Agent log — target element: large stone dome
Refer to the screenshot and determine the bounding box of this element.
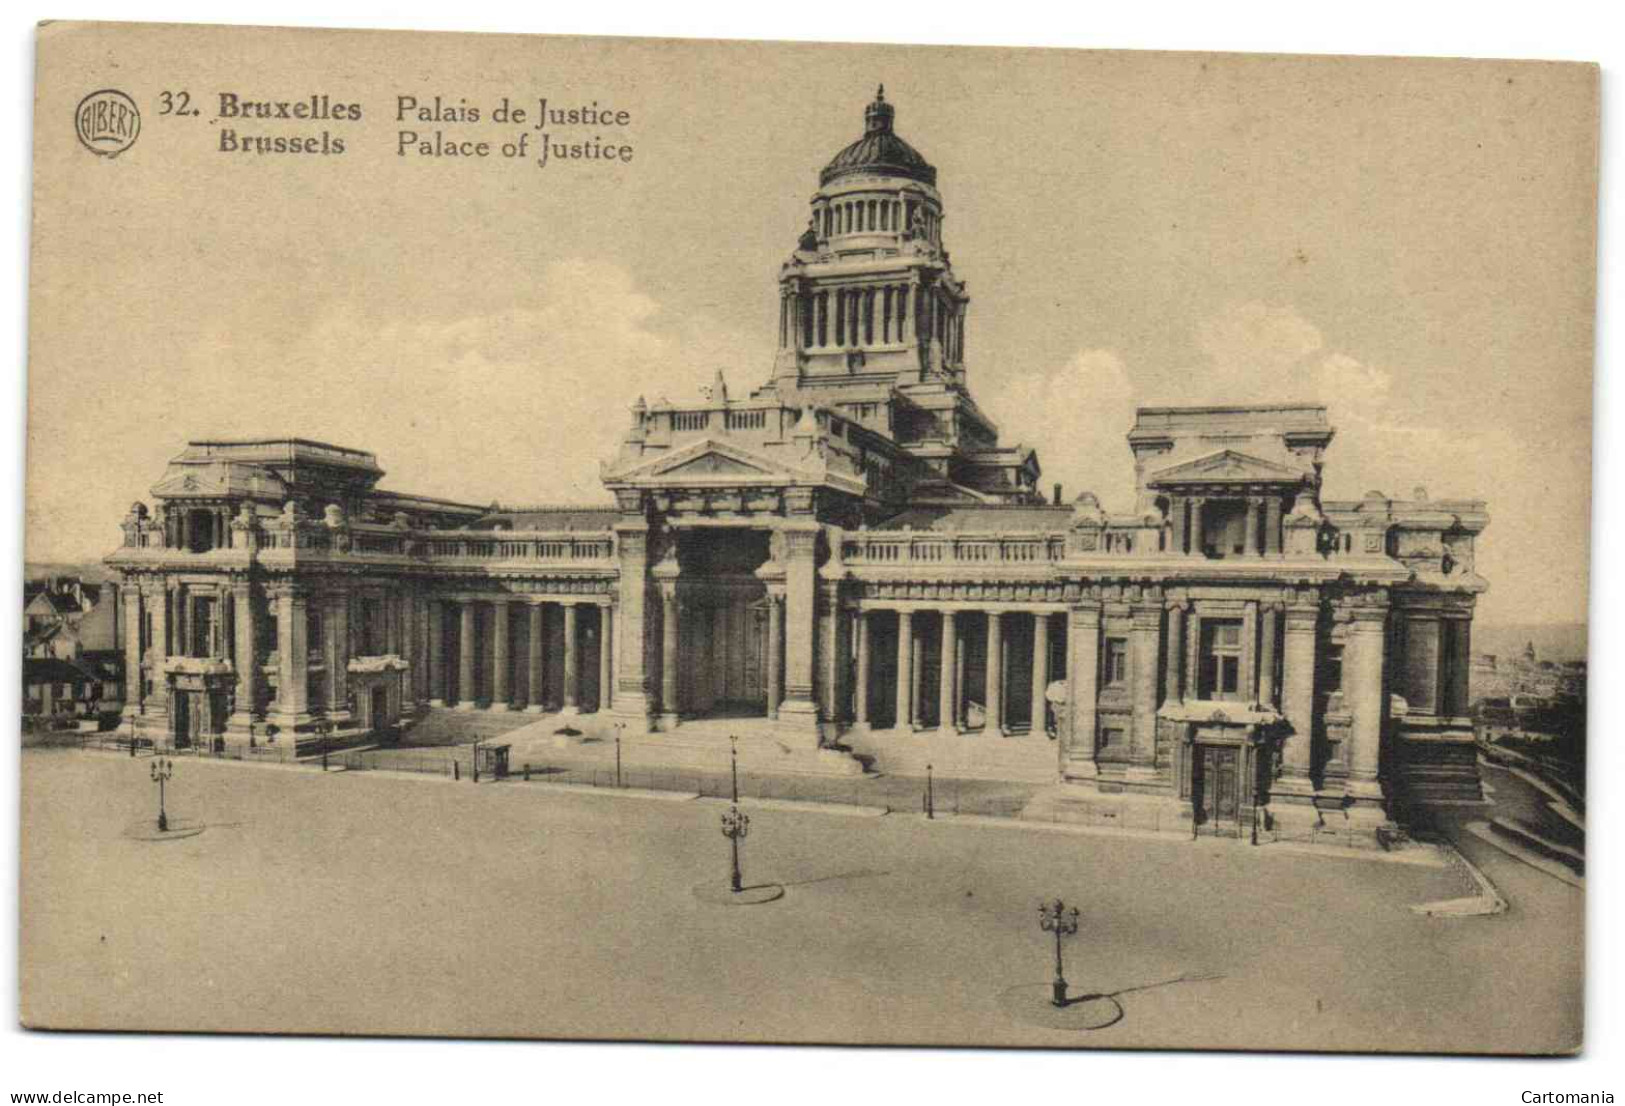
[819,86,937,187]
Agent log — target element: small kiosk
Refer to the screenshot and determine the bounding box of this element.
[474,741,512,781]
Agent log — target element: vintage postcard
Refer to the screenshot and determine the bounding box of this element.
[21,21,1596,1053]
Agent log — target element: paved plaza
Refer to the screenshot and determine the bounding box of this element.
[20,748,1581,1052]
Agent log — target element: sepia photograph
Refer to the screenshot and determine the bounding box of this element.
[7,5,1613,1102]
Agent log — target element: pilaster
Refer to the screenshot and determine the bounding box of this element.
[611,521,655,724]
[1064,601,1101,780]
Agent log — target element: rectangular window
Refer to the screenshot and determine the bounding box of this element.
[1104,638,1129,687]
[1199,619,1244,701]
[307,606,324,653]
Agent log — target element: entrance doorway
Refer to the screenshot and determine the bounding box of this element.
[674,528,774,719]
[371,686,389,733]
[172,690,192,748]
[1194,744,1241,835]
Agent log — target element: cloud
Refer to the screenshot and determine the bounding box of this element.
[27,258,755,560]
[1195,300,1326,381]
[991,301,1588,623]
[985,348,1139,505]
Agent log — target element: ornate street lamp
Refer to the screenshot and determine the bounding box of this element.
[613,721,625,789]
[925,763,935,819]
[729,734,740,803]
[150,756,174,833]
[720,804,751,893]
[1038,898,1081,1007]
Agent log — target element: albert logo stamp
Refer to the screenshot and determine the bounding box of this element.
[74,89,140,157]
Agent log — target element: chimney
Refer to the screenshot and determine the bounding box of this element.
[1052,483,1063,506]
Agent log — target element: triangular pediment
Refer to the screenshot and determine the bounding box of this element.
[152,469,231,496]
[1148,449,1306,486]
[661,452,772,478]
[610,438,800,486]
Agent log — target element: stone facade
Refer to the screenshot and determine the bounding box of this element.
[104,89,1489,836]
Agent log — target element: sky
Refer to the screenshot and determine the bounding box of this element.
[26,28,1598,626]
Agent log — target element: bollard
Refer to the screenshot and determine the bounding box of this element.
[453,760,460,781]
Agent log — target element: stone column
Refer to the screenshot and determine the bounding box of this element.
[1163,602,1185,704]
[1449,615,1472,718]
[1265,496,1283,555]
[399,593,416,707]
[148,584,168,717]
[819,583,845,726]
[1030,612,1050,737]
[1346,605,1389,801]
[911,618,926,729]
[1245,497,1261,555]
[1280,600,1319,784]
[985,611,1004,734]
[1258,603,1279,708]
[385,591,402,656]
[939,610,958,732]
[612,521,654,723]
[456,601,477,710]
[122,586,144,719]
[273,585,311,727]
[493,599,512,709]
[1189,498,1205,556]
[1185,609,1203,697]
[1065,603,1101,778]
[776,523,821,743]
[561,603,581,714]
[1242,600,1259,702]
[598,602,614,713]
[227,583,258,731]
[327,593,351,725]
[171,582,187,658]
[766,591,783,719]
[854,611,871,725]
[427,601,445,705]
[1171,498,1189,555]
[525,603,547,712]
[895,610,913,730]
[1130,605,1161,768]
[659,587,680,728]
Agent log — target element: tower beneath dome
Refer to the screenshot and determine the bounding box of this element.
[754,86,1043,510]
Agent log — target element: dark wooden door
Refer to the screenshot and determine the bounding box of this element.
[1197,745,1239,832]
[172,691,190,747]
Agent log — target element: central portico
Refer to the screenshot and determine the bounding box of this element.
[601,402,867,754]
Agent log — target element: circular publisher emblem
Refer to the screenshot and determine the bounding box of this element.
[74,89,141,157]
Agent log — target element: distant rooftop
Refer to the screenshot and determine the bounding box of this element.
[174,438,382,471]
[1130,404,1331,438]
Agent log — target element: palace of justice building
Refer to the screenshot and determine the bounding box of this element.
[106,89,1490,840]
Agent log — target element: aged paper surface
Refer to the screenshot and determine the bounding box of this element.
[23,21,1596,1052]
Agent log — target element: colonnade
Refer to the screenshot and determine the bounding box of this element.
[428,596,613,714]
[1167,493,1287,557]
[850,607,1059,737]
[778,282,965,363]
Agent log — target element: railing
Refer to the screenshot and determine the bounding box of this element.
[842,534,1065,566]
[419,533,614,563]
[188,439,379,466]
